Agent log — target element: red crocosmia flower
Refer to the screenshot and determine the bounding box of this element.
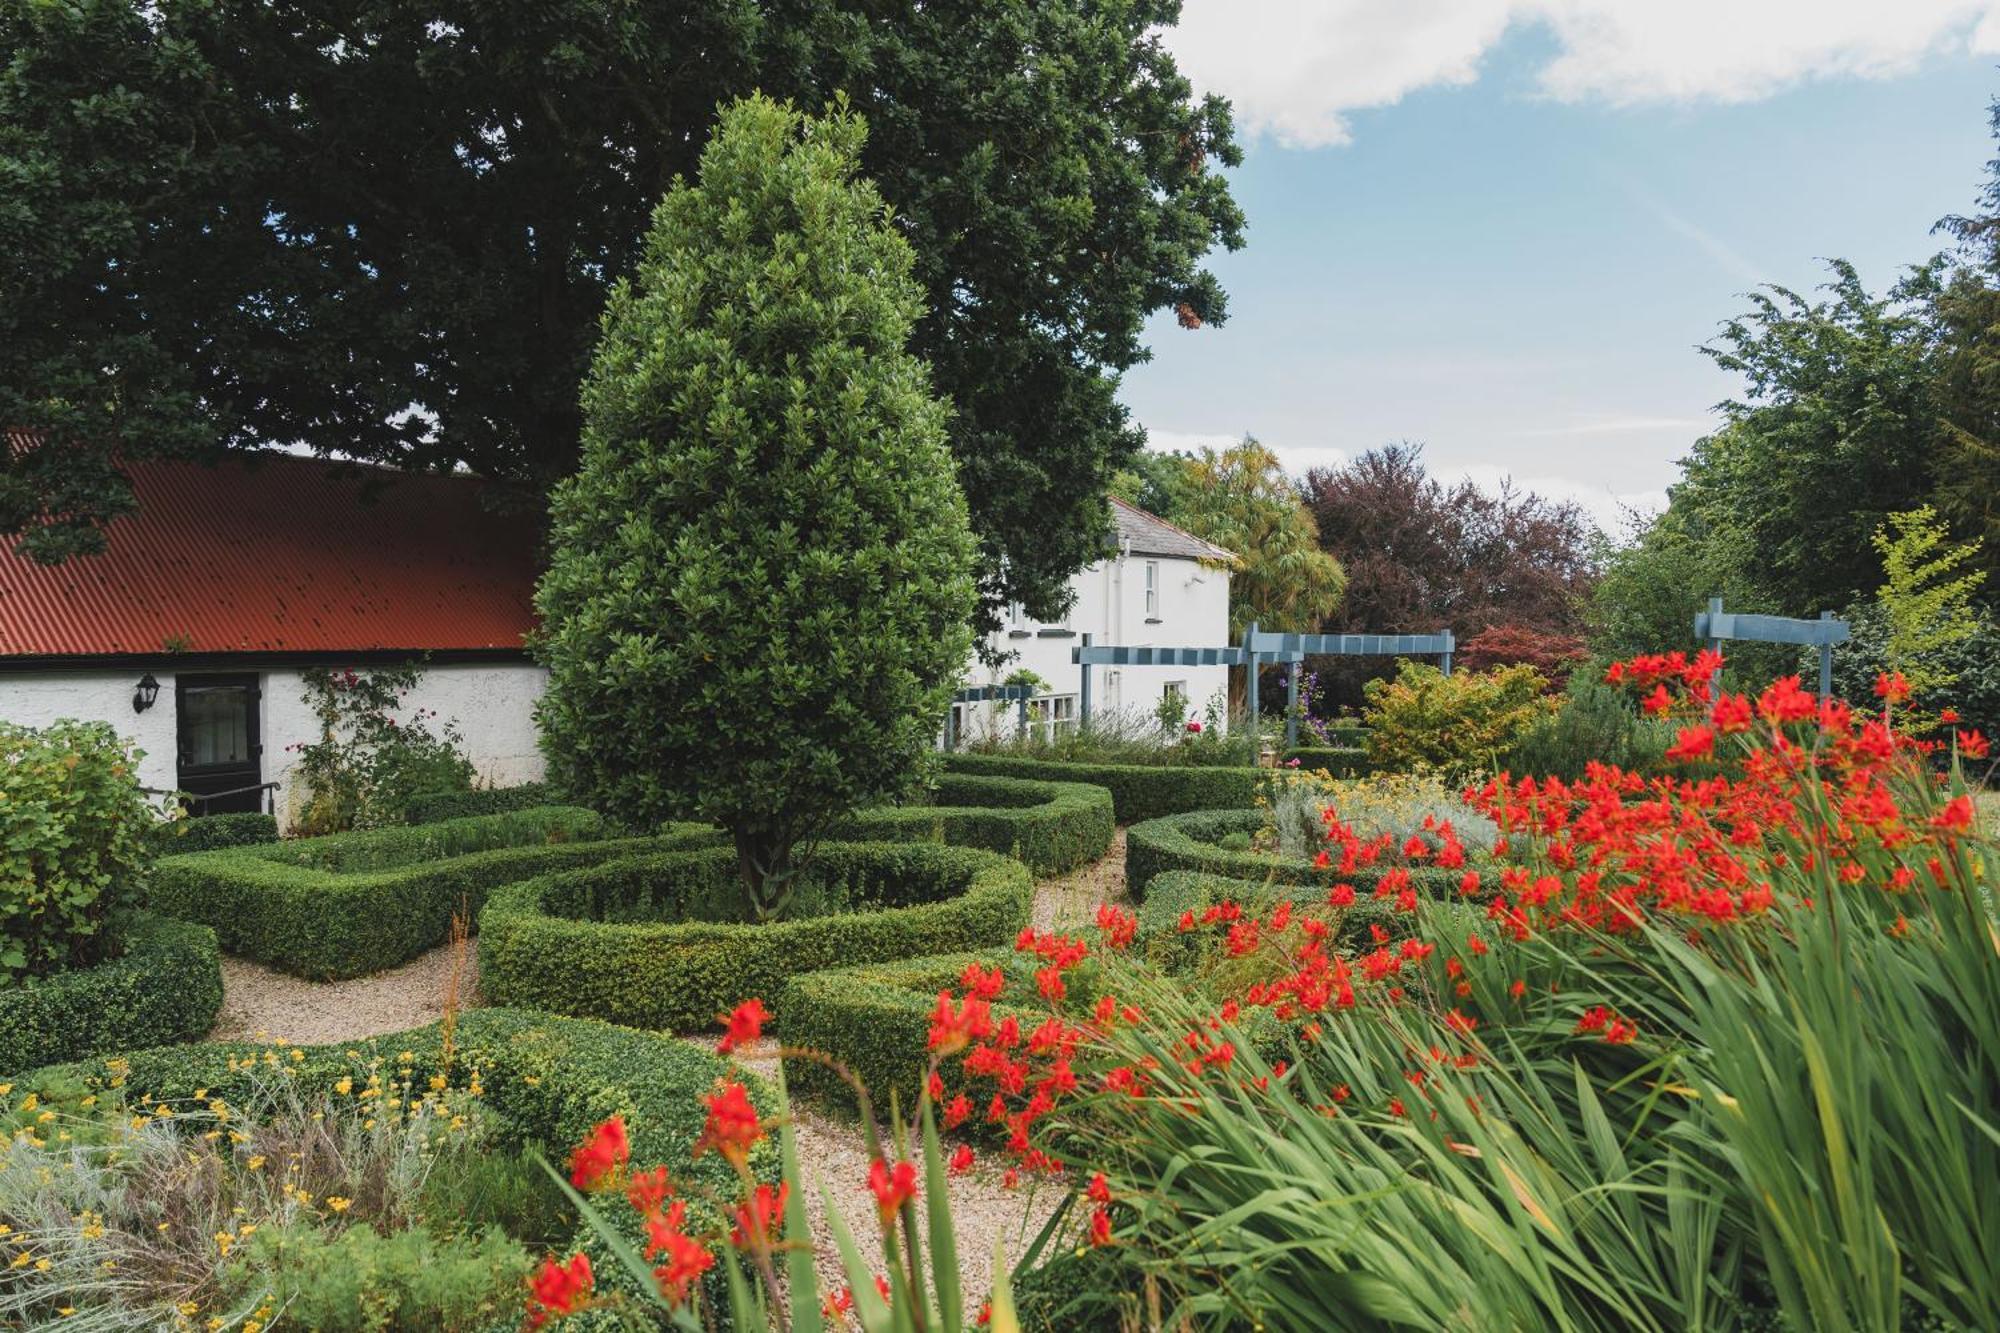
[948,1143,975,1174]
[868,1158,918,1224]
[1327,883,1356,908]
[927,991,993,1055]
[823,1289,855,1318]
[626,1165,673,1219]
[1874,671,1912,703]
[568,1115,629,1189]
[1711,693,1754,734]
[1958,729,1990,759]
[528,1253,594,1326]
[1932,795,1976,834]
[943,1093,973,1130]
[1002,1168,1020,1189]
[960,962,1006,1000]
[716,997,771,1055]
[1095,903,1138,948]
[731,1182,788,1248]
[695,1082,764,1166]
[1665,724,1715,763]
[1312,849,1332,869]
[1941,707,1961,724]
[1888,914,1911,939]
[651,1231,715,1304]
[1087,1171,1112,1204]
[1089,1207,1113,1246]
[1176,909,1197,932]
[1640,684,1673,717]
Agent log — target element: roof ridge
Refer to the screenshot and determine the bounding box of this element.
[1108,494,1238,562]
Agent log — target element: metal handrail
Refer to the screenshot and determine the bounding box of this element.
[142,781,280,815]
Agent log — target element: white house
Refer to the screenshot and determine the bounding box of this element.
[0,452,547,827]
[954,497,1235,742]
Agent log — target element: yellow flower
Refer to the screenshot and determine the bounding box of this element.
[57,1307,75,1317]
[178,1302,200,1317]
[245,1155,265,1171]
[325,1196,352,1213]
[334,1077,353,1095]
[213,1231,234,1256]
[18,1093,36,1112]
[0,1083,11,1096]
[34,1258,50,1272]
[8,1251,31,1269]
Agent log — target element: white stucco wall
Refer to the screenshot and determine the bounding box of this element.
[0,661,548,828]
[958,552,1231,741]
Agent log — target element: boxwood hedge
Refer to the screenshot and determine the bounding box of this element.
[940,752,1262,823]
[405,784,562,825]
[1124,808,1470,901]
[1,912,223,1077]
[146,811,280,855]
[832,773,1114,876]
[1279,746,1370,776]
[147,807,705,981]
[5,1007,776,1243]
[480,842,1032,1033]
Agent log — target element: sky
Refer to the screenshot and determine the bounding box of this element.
[1122,1,2000,534]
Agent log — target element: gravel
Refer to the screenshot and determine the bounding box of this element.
[208,834,1125,1308]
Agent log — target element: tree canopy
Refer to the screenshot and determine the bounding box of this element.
[1165,437,1345,639]
[0,0,1242,626]
[532,96,975,917]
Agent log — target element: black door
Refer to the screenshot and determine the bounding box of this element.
[175,674,264,814]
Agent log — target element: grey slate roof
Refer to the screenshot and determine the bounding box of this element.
[1108,496,1238,563]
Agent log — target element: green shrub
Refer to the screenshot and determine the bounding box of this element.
[0,718,154,979]
[941,751,1262,823]
[223,1222,530,1330]
[405,783,560,825]
[1361,661,1559,779]
[534,96,976,920]
[1503,675,1675,779]
[832,773,1115,875]
[146,807,693,980]
[293,664,478,833]
[146,810,279,854]
[1124,808,1470,900]
[1279,746,1369,776]
[0,911,221,1076]
[480,842,1031,1031]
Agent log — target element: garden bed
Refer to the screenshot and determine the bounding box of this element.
[147,806,701,980]
[942,752,1263,823]
[479,842,1032,1032]
[1278,746,1370,776]
[1124,808,1470,900]
[833,772,1115,875]
[2,912,223,1076]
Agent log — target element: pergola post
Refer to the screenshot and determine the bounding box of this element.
[1242,620,1260,737]
[1078,632,1092,728]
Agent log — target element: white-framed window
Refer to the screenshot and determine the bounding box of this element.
[1144,560,1160,617]
[1030,693,1080,741]
[1164,680,1188,708]
[1007,598,1026,628]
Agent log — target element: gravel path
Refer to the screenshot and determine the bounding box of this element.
[207,836,1128,1306]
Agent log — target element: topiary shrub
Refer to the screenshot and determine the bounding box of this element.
[0,912,221,1076]
[534,95,976,920]
[146,811,278,855]
[832,774,1115,876]
[405,784,561,825]
[1,718,154,980]
[940,752,1263,823]
[479,842,1031,1032]
[146,807,693,980]
[1124,808,1470,901]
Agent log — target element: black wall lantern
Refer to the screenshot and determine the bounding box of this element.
[133,673,160,714]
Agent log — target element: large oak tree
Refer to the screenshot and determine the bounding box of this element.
[0,0,1243,629]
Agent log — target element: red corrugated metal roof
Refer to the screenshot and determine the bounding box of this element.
[0,453,540,657]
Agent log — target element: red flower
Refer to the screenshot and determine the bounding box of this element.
[1874,671,1911,703]
[928,991,993,1055]
[1958,729,1989,760]
[626,1165,673,1219]
[696,1082,764,1166]
[731,1183,788,1248]
[1087,1170,1112,1204]
[651,1220,714,1305]
[1664,724,1715,763]
[1932,795,1976,834]
[1640,684,1673,717]
[1941,707,1962,723]
[717,998,770,1055]
[944,1093,973,1129]
[960,962,1006,1000]
[1327,883,1356,908]
[1089,1206,1113,1246]
[1095,903,1138,948]
[948,1143,975,1174]
[527,1253,593,1327]
[568,1116,629,1190]
[868,1158,918,1224]
[1711,693,1754,734]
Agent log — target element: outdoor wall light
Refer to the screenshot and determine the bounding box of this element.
[133,673,160,713]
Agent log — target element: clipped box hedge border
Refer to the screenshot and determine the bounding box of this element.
[1124,808,1471,901]
[1279,746,1370,777]
[480,842,1033,1033]
[940,752,1262,823]
[405,784,562,825]
[147,807,704,980]
[146,811,280,855]
[2,912,223,1077]
[833,773,1114,876]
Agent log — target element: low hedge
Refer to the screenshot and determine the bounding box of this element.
[406,783,562,825]
[147,811,280,854]
[1124,808,1471,901]
[941,752,1262,823]
[1279,746,1370,776]
[480,842,1033,1033]
[832,773,1114,876]
[5,1007,777,1254]
[147,806,706,981]
[1,912,223,1077]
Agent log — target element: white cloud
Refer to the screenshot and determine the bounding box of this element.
[1167,1,2000,147]
[1504,411,1712,437]
[1452,462,1666,535]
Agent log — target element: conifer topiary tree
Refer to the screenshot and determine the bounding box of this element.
[534,95,976,920]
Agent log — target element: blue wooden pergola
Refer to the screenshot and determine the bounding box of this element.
[1072,621,1456,748]
[943,683,1033,749]
[1694,596,1849,702]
